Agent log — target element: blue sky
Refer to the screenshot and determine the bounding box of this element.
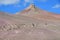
[0,0,60,14]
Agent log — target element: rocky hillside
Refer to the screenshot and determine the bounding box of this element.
[0,4,60,40]
[17,4,60,21]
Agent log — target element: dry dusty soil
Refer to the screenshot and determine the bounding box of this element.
[0,14,60,40]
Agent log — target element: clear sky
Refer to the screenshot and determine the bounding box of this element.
[0,0,60,14]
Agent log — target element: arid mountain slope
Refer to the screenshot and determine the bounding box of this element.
[17,4,60,21]
[0,5,60,40]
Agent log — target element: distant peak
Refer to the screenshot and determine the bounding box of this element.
[26,4,36,10]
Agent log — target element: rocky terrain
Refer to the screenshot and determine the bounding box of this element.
[0,4,60,40]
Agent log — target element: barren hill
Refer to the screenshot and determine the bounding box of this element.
[0,4,60,40]
[17,4,60,21]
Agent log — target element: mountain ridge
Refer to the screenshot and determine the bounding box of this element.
[0,4,60,40]
[16,4,60,21]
